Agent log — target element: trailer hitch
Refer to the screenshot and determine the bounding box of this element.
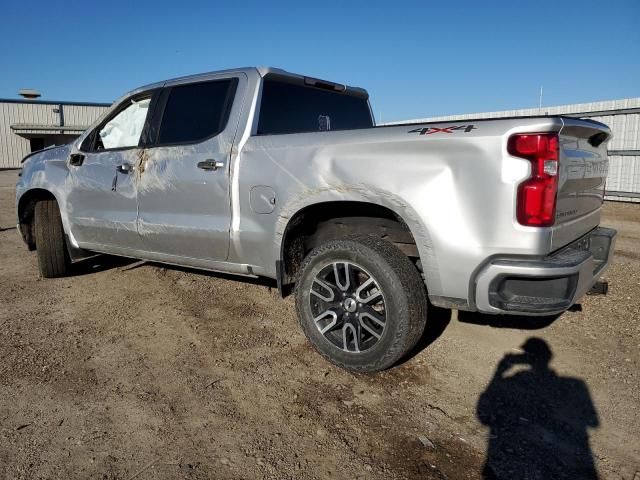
[587,281,609,296]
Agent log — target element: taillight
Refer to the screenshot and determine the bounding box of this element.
[508,133,559,227]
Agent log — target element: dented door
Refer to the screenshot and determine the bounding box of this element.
[135,74,246,262]
[66,93,155,252]
[67,149,144,250]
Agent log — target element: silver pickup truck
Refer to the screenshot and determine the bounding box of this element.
[16,67,616,372]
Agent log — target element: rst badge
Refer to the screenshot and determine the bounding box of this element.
[409,125,477,135]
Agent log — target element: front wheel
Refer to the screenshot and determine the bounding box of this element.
[295,235,428,372]
[34,199,71,278]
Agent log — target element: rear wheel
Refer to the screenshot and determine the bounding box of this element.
[295,235,427,372]
[34,200,70,278]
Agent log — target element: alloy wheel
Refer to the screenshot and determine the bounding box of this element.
[309,261,387,353]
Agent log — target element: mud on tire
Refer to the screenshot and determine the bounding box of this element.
[295,234,428,372]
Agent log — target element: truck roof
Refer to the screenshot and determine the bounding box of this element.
[128,66,368,100]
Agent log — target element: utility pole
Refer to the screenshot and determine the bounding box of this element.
[539,86,544,109]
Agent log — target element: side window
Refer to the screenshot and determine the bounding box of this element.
[157,78,237,145]
[97,98,151,150]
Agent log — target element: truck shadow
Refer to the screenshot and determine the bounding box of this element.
[476,337,599,479]
[397,304,453,366]
[399,307,566,367]
[457,310,562,330]
[70,254,137,276]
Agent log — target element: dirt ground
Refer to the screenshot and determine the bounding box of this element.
[1,170,638,480]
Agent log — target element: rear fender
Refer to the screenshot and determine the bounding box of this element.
[275,185,441,294]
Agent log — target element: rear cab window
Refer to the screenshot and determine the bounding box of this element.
[257,75,373,135]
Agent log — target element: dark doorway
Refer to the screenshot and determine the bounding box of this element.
[29,137,45,152]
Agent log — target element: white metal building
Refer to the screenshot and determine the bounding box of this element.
[393,98,640,202]
[3,96,639,202]
[0,99,111,169]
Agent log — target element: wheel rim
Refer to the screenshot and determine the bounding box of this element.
[309,261,387,353]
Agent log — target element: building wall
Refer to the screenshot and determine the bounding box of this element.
[585,111,639,201]
[0,100,110,169]
[389,98,640,202]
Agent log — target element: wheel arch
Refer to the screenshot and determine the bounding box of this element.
[17,188,60,250]
[276,198,439,297]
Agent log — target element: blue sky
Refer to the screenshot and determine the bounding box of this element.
[1,0,638,122]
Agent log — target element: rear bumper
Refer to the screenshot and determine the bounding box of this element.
[474,227,616,315]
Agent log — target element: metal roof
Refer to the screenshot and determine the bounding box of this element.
[130,66,368,98]
[10,123,88,133]
[0,98,111,107]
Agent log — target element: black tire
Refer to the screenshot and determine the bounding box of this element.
[295,234,428,372]
[34,199,70,278]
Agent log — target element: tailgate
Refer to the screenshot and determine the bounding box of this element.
[555,118,611,225]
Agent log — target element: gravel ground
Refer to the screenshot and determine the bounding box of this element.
[0,170,638,479]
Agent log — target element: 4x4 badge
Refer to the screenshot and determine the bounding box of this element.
[409,125,477,135]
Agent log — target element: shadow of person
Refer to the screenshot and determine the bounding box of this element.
[476,338,599,479]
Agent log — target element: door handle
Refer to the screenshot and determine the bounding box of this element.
[117,163,134,174]
[197,159,225,171]
[69,153,85,166]
[112,163,134,191]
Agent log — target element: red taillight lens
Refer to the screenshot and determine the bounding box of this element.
[508,133,559,227]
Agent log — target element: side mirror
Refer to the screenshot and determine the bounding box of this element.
[69,153,85,166]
